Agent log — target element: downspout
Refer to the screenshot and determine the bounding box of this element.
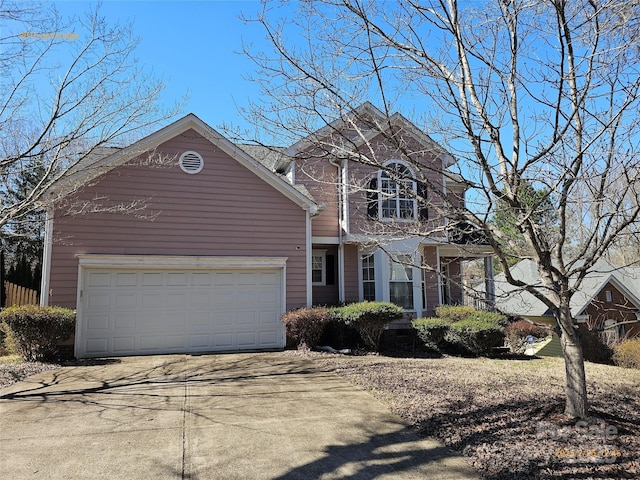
[329,158,345,303]
[306,210,313,307]
[40,206,54,306]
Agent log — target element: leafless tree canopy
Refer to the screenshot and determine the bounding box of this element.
[0,1,180,231]
[239,0,640,418]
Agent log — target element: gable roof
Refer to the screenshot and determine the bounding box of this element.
[47,114,319,215]
[284,102,455,166]
[492,258,640,318]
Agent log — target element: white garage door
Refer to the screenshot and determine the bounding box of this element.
[76,264,285,358]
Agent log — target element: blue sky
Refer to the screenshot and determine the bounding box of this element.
[52,1,272,132]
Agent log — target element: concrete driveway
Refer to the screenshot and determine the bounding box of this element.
[0,353,479,479]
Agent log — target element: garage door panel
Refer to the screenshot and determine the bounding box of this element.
[114,313,136,329]
[191,273,212,286]
[86,338,109,355]
[79,265,284,358]
[213,272,235,286]
[259,310,280,326]
[163,335,186,349]
[260,330,279,344]
[115,293,137,308]
[87,314,109,330]
[212,288,236,306]
[167,272,188,286]
[112,336,135,353]
[190,334,211,348]
[167,293,187,308]
[115,272,137,286]
[237,311,257,326]
[238,332,258,346]
[141,293,164,308]
[213,333,233,348]
[87,293,111,309]
[87,272,112,287]
[142,273,163,286]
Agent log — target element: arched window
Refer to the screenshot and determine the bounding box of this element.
[367,161,428,221]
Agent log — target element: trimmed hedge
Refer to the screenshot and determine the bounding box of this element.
[281,307,332,348]
[613,338,640,369]
[412,318,450,351]
[434,305,477,322]
[413,307,507,356]
[448,315,506,355]
[330,302,404,351]
[0,305,76,361]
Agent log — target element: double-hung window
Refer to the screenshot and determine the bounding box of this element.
[362,254,376,301]
[389,255,414,309]
[312,250,326,285]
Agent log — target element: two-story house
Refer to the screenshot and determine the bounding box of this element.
[42,103,494,358]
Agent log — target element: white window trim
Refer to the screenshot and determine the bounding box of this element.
[358,248,423,312]
[312,249,327,286]
[361,252,376,302]
[378,160,417,222]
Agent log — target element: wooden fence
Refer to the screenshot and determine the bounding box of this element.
[3,281,39,307]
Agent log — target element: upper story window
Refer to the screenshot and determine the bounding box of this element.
[380,162,416,219]
[367,161,429,221]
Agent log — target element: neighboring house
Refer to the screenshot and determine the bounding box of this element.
[41,103,494,358]
[491,258,640,346]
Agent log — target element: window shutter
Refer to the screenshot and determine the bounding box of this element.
[417,181,428,221]
[367,177,378,219]
[326,255,335,285]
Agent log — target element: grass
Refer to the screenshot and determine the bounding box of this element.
[311,353,640,480]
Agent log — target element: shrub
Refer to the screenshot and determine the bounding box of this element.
[412,318,450,351]
[413,307,507,356]
[447,315,506,356]
[613,338,640,369]
[281,307,332,348]
[434,305,477,323]
[0,305,76,361]
[579,328,614,365]
[505,319,549,353]
[331,301,404,351]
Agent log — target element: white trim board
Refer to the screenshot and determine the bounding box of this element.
[76,254,288,269]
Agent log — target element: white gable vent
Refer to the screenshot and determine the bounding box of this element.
[179,151,204,174]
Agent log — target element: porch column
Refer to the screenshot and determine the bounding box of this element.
[484,256,495,310]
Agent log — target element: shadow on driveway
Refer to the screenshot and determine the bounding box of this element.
[0,353,479,479]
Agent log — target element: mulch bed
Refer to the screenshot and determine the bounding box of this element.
[308,352,640,480]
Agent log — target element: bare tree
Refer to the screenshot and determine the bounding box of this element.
[0,1,181,235]
[238,0,640,419]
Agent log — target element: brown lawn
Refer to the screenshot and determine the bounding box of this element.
[310,353,640,480]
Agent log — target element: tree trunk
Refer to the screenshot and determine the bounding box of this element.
[557,305,589,419]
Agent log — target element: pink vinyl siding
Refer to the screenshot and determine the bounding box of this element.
[343,244,360,302]
[295,157,340,238]
[48,129,308,310]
